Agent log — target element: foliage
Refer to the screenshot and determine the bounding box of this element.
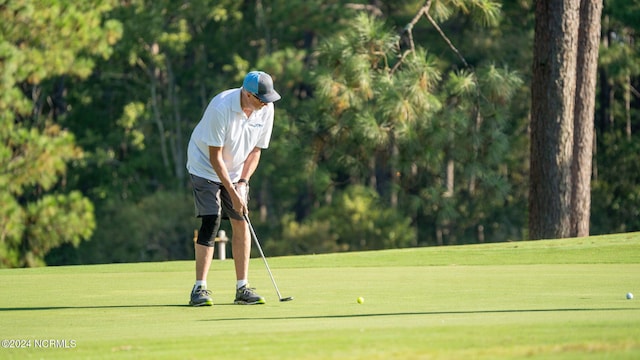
[61,0,246,203]
[265,214,345,256]
[591,0,640,235]
[311,185,416,250]
[0,0,121,114]
[296,6,523,246]
[1,0,639,266]
[591,134,640,234]
[0,0,121,267]
[267,185,415,255]
[56,191,199,265]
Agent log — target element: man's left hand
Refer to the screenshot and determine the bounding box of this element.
[235,182,249,206]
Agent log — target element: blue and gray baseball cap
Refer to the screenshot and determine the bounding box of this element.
[242,71,281,103]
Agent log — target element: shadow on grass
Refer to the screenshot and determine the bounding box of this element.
[0,304,191,311]
[0,301,260,311]
[201,307,640,321]
[1,305,637,320]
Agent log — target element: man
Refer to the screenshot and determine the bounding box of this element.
[186,70,281,306]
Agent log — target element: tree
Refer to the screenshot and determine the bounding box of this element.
[64,0,246,200]
[53,0,355,264]
[0,0,122,266]
[295,1,522,246]
[530,0,602,240]
[591,0,640,235]
[571,0,603,237]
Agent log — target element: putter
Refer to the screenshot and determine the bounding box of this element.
[243,213,293,302]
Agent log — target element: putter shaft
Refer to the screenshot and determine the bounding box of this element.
[244,214,292,302]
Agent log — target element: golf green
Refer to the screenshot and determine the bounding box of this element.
[1,233,639,359]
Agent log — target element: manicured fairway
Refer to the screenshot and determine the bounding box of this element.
[1,233,639,359]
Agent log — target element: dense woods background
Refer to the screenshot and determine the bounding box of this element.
[1,0,638,267]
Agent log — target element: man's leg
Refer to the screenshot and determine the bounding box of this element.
[190,214,220,306]
[195,243,214,282]
[231,216,265,304]
[230,217,250,282]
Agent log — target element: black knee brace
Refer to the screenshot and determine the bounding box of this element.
[196,215,220,247]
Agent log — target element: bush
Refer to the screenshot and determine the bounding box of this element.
[53,191,199,264]
[266,186,416,255]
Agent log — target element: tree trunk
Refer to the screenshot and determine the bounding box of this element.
[570,0,602,237]
[390,141,399,208]
[529,0,580,240]
[625,74,631,139]
[149,71,171,173]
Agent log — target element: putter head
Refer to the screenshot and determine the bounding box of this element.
[280,296,294,302]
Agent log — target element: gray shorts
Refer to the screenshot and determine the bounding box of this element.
[190,174,243,220]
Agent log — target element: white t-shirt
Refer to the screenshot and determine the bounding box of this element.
[186,88,274,182]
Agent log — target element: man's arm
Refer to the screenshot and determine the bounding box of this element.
[234,147,262,211]
[239,147,262,183]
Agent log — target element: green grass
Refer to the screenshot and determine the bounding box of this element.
[1,232,639,359]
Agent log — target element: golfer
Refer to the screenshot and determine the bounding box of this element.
[186,71,281,306]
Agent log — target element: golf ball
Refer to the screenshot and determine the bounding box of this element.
[357,297,364,304]
[626,292,634,300]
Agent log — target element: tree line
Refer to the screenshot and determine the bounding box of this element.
[1,0,638,267]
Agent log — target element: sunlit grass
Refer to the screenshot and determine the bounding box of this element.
[0,233,639,359]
